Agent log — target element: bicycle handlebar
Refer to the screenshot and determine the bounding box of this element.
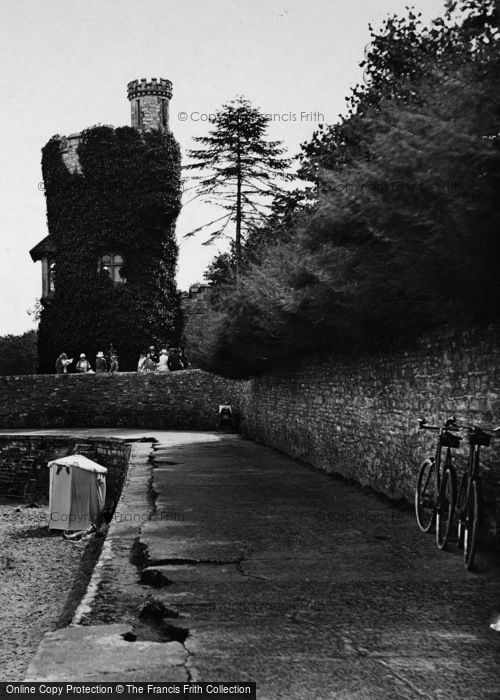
[459,424,500,438]
[418,416,458,432]
[418,418,500,438]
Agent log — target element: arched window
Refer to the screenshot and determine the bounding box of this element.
[99,253,125,283]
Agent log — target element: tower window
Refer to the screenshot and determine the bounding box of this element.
[99,253,125,283]
[160,99,168,128]
[135,99,142,128]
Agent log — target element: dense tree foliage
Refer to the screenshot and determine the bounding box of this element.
[38,126,182,372]
[191,0,500,378]
[299,0,499,180]
[0,331,38,375]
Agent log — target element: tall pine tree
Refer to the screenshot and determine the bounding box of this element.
[185,97,290,278]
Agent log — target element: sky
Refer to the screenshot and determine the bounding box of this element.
[0,0,446,335]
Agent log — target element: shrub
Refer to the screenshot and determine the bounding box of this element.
[0,331,38,375]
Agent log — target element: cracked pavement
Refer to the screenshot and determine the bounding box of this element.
[26,432,500,698]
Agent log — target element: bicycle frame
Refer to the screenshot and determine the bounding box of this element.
[415,417,460,533]
[459,429,489,511]
[423,418,460,494]
[455,427,491,568]
[466,441,483,484]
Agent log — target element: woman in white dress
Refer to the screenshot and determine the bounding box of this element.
[157,348,169,372]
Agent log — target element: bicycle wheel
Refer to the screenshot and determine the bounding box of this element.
[464,479,480,571]
[456,474,468,550]
[415,458,436,533]
[436,466,456,550]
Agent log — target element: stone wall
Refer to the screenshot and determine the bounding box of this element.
[240,326,500,542]
[0,370,244,430]
[0,435,131,509]
[1,327,499,539]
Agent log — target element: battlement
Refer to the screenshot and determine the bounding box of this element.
[127,78,173,101]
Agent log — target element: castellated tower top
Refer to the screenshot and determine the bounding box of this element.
[127,78,173,100]
[127,78,173,131]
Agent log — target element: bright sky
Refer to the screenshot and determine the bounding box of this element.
[0,0,445,335]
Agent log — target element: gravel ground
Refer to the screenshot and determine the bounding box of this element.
[0,498,100,681]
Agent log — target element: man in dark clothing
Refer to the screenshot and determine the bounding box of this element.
[56,353,72,374]
[167,347,183,371]
[179,346,190,369]
[96,352,107,373]
[149,345,159,365]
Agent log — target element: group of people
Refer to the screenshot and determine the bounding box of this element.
[137,345,189,373]
[55,344,189,374]
[55,347,119,374]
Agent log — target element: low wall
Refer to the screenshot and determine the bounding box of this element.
[0,370,244,430]
[240,326,500,543]
[0,435,131,509]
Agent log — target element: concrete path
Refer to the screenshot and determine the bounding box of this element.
[26,433,500,698]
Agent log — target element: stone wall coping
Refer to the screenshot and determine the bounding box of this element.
[0,432,155,444]
[0,368,242,380]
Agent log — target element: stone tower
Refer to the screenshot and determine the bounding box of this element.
[127,78,173,130]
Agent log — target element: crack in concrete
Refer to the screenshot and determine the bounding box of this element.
[146,550,264,579]
[237,555,269,581]
[377,660,434,699]
[147,556,243,567]
[147,468,159,516]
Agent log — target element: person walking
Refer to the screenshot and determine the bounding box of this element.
[75,353,92,373]
[109,354,119,373]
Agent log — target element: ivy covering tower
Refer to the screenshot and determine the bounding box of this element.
[31,79,182,372]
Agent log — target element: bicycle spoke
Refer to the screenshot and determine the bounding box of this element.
[464,480,480,571]
[436,467,456,550]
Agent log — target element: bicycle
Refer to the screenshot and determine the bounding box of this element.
[439,424,499,570]
[414,417,461,547]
